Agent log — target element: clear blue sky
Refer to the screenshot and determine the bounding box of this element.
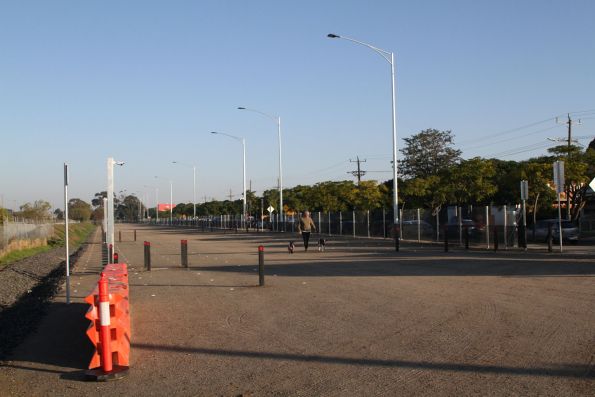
[1,0,594,211]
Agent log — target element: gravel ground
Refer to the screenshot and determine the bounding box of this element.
[1,225,594,396]
[0,229,95,359]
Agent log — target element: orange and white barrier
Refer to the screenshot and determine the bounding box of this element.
[85,263,130,381]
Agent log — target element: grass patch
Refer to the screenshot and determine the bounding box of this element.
[0,222,96,267]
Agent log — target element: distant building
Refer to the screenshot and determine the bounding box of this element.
[157,203,176,212]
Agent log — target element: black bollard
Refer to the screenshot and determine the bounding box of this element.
[547,224,553,253]
[493,226,499,251]
[144,241,151,271]
[258,245,265,286]
[118,231,122,243]
[444,226,449,252]
[134,230,137,242]
[181,239,188,268]
[464,226,469,250]
[108,244,113,264]
[394,225,400,252]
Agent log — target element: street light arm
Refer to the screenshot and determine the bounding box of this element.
[210,131,243,143]
[237,107,279,124]
[172,160,193,168]
[327,33,393,64]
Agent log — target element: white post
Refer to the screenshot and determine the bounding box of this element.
[339,211,343,235]
[242,138,246,230]
[102,198,108,243]
[193,166,197,219]
[318,212,321,235]
[486,205,490,249]
[107,157,114,262]
[155,188,159,223]
[63,163,70,304]
[503,205,508,249]
[278,117,283,231]
[558,194,563,253]
[417,208,421,242]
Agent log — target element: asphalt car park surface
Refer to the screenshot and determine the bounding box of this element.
[1,224,594,396]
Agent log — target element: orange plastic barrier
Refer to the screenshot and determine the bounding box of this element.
[85,263,130,380]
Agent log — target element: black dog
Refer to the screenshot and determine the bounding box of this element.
[317,238,326,252]
[288,241,295,254]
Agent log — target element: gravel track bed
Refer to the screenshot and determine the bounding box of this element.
[0,230,95,360]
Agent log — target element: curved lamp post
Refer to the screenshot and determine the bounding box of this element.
[210,131,246,228]
[327,33,399,230]
[172,161,197,219]
[237,106,284,230]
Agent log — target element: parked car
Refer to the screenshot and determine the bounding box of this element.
[533,219,579,243]
[445,219,481,239]
[401,220,434,237]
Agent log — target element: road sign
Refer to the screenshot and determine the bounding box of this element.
[589,177,595,192]
[267,205,275,213]
[553,161,565,195]
[520,180,529,201]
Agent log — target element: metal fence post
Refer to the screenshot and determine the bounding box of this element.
[367,210,370,238]
[339,211,343,235]
[417,208,421,242]
[503,205,508,250]
[352,211,356,238]
[485,206,490,249]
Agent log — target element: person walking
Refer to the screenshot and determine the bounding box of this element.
[298,210,317,251]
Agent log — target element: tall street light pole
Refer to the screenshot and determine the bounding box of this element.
[210,131,246,228]
[237,106,284,230]
[327,33,399,232]
[107,157,125,262]
[144,185,159,222]
[172,161,197,219]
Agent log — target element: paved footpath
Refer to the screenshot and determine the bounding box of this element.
[1,224,594,396]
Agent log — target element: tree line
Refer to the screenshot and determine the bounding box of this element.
[3,129,592,224]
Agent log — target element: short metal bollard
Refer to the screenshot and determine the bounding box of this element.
[144,241,151,271]
[444,226,449,252]
[114,252,119,263]
[493,226,499,251]
[118,231,122,243]
[258,245,265,286]
[181,239,188,268]
[108,244,113,264]
[134,230,137,242]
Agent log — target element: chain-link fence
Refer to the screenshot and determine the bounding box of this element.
[0,222,55,255]
[145,203,590,248]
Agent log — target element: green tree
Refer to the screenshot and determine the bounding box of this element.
[400,129,461,179]
[442,158,497,205]
[68,198,92,221]
[18,200,52,221]
[547,144,595,220]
